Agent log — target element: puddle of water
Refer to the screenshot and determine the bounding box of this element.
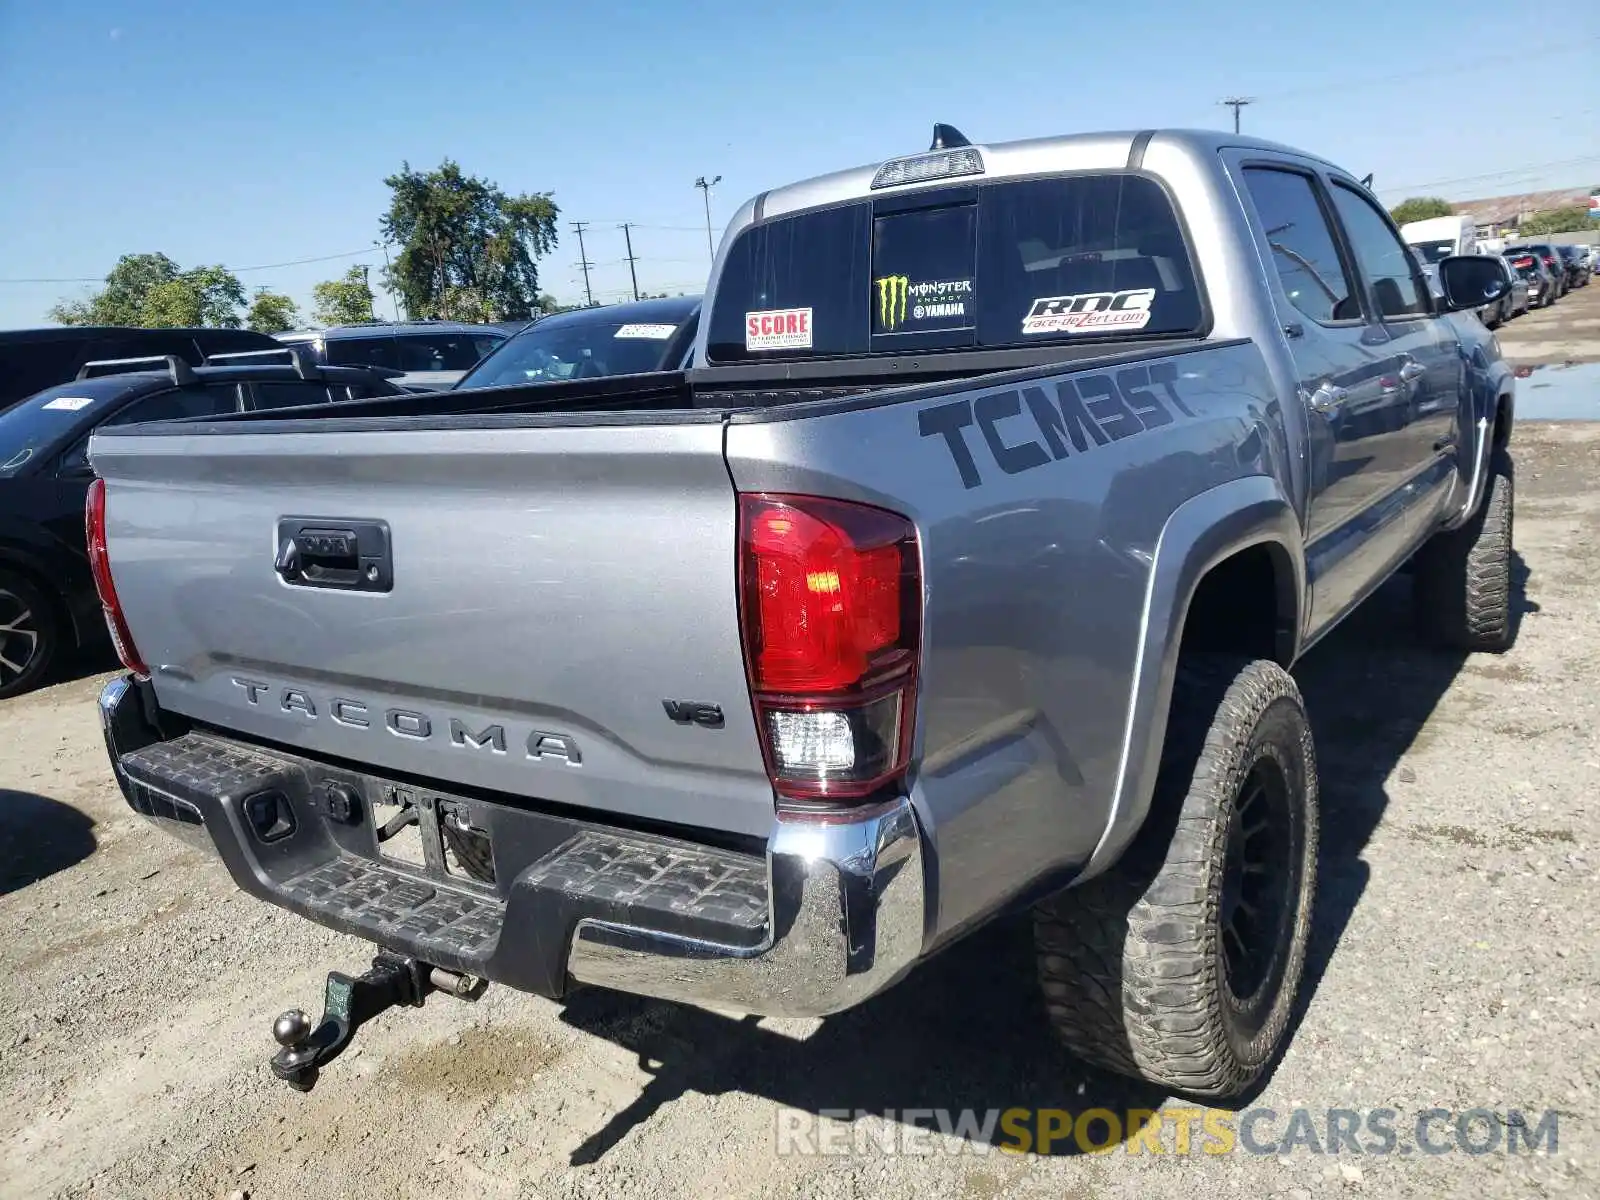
[1512,361,1600,421]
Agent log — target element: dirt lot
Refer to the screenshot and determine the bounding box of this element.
[1495,268,1600,365]
[3,324,1599,1198]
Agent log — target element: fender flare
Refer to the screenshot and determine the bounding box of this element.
[1441,376,1513,532]
[1079,475,1304,881]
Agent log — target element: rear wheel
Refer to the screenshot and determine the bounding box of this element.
[1414,451,1513,652]
[1034,656,1318,1098]
[0,572,58,700]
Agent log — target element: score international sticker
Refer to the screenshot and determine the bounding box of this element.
[745,307,812,351]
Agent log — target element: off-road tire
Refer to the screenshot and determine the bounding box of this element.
[0,571,58,700]
[1414,450,1513,652]
[1034,656,1319,1098]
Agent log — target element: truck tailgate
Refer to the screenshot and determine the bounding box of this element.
[88,421,777,838]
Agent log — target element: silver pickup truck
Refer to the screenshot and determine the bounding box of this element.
[90,127,1515,1099]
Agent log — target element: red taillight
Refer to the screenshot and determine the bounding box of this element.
[739,494,920,804]
[85,478,148,677]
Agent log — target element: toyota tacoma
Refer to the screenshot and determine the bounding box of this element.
[90,126,1515,1097]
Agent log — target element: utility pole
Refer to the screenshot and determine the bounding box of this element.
[571,221,595,307]
[1219,96,1254,134]
[619,223,640,301]
[359,263,375,320]
[375,240,403,321]
[694,175,722,260]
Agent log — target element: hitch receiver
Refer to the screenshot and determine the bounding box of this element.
[271,952,486,1091]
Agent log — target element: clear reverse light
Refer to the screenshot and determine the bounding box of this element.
[769,710,856,773]
[871,147,985,190]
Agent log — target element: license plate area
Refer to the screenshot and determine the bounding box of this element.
[369,785,497,887]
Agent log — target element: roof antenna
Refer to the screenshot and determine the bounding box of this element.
[1359,172,1374,189]
[930,124,971,151]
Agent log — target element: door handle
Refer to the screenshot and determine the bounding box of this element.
[1399,361,1426,384]
[1308,383,1348,414]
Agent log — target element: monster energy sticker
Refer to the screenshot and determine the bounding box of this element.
[874,276,975,333]
[1021,288,1156,335]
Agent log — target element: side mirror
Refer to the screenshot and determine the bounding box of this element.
[1437,255,1508,313]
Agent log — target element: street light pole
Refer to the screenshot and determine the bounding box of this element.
[695,175,722,260]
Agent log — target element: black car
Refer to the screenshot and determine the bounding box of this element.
[276,320,508,391]
[1554,244,1590,288]
[1508,244,1568,302]
[0,355,405,697]
[455,295,701,389]
[0,325,281,413]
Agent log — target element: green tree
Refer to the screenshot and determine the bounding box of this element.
[379,159,558,321]
[246,289,300,333]
[1388,197,1455,225]
[50,253,246,327]
[311,265,376,326]
[1518,206,1590,236]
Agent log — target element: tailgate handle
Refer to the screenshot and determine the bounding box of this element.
[275,519,392,593]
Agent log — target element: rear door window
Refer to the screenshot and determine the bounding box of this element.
[395,333,495,372]
[103,384,244,425]
[1240,167,1358,324]
[325,336,399,370]
[706,173,1203,362]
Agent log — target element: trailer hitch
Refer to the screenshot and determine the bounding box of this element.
[270,952,486,1091]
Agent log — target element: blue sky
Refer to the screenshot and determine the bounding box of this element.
[0,0,1594,328]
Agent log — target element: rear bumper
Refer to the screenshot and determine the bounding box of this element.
[98,676,926,1018]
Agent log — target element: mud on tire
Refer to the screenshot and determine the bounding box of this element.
[1033,656,1319,1099]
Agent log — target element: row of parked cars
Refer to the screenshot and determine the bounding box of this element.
[1400,215,1593,328]
[0,295,703,697]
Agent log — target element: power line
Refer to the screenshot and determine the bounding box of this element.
[1380,154,1600,195]
[1258,38,1594,104]
[0,245,379,285]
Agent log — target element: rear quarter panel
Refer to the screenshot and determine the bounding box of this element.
[726,341,1290,942]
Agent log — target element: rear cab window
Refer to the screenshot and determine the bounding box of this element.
[325,336,399,370]
[706,173,1205,363]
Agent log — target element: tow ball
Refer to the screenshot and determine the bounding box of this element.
[270,952,487,1091]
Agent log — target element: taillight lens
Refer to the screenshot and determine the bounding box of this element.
[85,478,148,677]
[739,494,920,804]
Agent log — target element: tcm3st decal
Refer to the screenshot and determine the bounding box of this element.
[745,307,813,351]
[875,276,974,332]
[1021,287,1156,335]
[917,360,1199,489]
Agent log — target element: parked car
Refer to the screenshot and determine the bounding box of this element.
[454,296,701,389]
[1495,254,1532,318]
[89,127,1514,1101]
[1554,244,1590,288]
[1471,255,1525,326]
[1509,244,1568,301]
[1506,250,1558,308]
[276,321,507,391]
[0,325,281,413]
[0,354,405,697]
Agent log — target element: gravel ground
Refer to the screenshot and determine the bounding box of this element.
[3,419,1598,1195]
